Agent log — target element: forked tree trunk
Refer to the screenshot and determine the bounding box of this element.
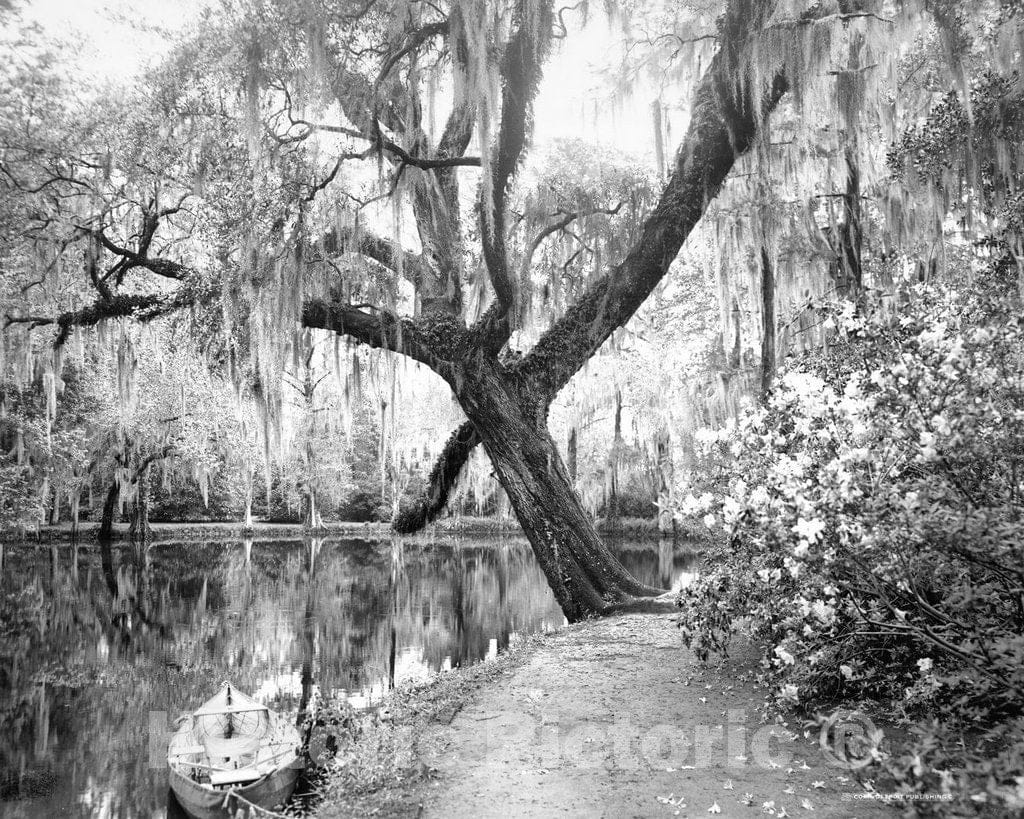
[456,366,665,621]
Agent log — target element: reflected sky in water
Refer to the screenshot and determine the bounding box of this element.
[0,535,697,818]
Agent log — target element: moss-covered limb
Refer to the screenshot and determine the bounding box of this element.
[520,0,787,402]
[393,420,480,534]
[316,226,426,288]
[436,7,475,163]
[301,298,468,374]
[478,0,554,319]
[322,17,472,317]
[49,289,193,347]
[465,301,513,355]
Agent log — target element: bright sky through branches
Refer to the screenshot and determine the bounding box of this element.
[14,0,209,83]
[15,0,661,163]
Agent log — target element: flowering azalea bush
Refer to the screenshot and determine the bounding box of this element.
[676,283,1024,813]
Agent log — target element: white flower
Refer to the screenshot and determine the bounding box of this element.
[703,513,717,530]
[774,646,796,666]
[917,321,947,348]
[680,494,701,516]
[931,414,951,436]
[810,600,836,625]
[748,485,770,509]
[756,567,782,584]
[780,684,800,703]
[840,664,854,680]
[917,657,933,674]
[918,430,937,461]
[792,517,826,543]
[722,496,743,525]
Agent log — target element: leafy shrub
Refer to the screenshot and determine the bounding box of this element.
[675,284,1024,813]
[336,489,385,522]
[598,485,659,519]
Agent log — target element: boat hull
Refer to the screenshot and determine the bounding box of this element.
[168,759,303,819]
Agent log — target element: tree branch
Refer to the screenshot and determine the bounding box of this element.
[520,204,622,281]
[301,298,459,373]
[374,21,450,93]
[522,0,788,401]
[7,275,216,348]
[49,289,198,346]
[316,225,427,286]
[478,0,554,327]
[393,420,480,532]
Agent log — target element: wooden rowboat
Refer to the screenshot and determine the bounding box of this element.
[167,682,304,819]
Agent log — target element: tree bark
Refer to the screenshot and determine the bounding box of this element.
[567,426,578,484]
[654,427,674,535]
[454,363,665,621]
[99,480,119,541]
[606,390,624,522]
[128,463,152,544]
[305,488,323,530]
[48,483,61,526]
[760,246,777,399]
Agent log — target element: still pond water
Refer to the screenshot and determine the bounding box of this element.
[0,534,697,818]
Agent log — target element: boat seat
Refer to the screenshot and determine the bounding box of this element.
[169,743,206,758]
[209,765,264,787]
[194,703,270,716]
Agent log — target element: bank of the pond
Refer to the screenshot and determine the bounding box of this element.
[314,614,897,819]
[6,515,695,543]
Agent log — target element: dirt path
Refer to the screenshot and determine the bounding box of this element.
[412,614,896,818]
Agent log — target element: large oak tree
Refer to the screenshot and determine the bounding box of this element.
[3,0,884,619]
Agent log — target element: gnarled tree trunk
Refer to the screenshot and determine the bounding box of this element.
[128,463,152,544]
[455,363,663,620]
[99,480,119,541]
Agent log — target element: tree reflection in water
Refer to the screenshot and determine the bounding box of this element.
[0,535,697,818]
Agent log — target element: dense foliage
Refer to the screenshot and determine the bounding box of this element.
[676,276,1024,813]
